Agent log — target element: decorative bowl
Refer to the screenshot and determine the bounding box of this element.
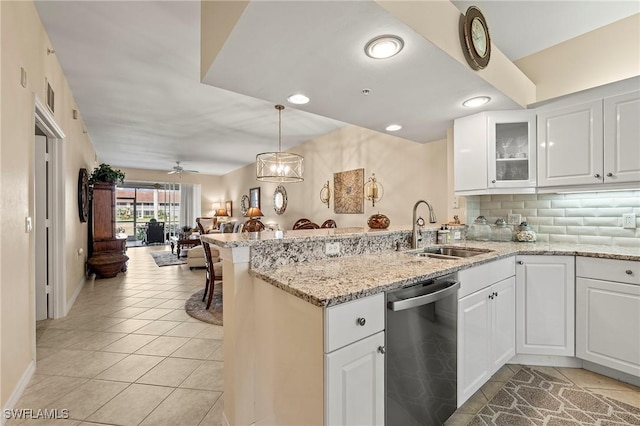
[368,213,390,229]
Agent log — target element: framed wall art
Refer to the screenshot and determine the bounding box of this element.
[333,168,364,214]
[249,187,261,209]
[225,200,233,217]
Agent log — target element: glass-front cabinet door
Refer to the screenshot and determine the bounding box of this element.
[487,111,537,188]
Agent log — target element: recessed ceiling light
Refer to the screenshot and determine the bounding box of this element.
[365,35,404,59]
[287,94,310,105]
[386,124,402,132]
[462,96,491,107]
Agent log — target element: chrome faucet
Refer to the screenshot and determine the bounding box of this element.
[412,200,437,249]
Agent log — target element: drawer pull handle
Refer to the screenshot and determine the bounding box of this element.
[378,346,386,354]
[607,173,613,177]
[356,317,366,326]
[491,179,496,184]
[517,261,524,265]
[626,270,633,275]
[594,173,601,179]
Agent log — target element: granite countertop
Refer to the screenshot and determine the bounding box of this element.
[250,241,640,308]
[201,226,419,248]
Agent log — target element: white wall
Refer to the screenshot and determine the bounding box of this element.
[220,125,451,230]
[515,14,640,102]
[0,0,96,409]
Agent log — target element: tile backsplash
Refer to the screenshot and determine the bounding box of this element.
[465,191,640,247]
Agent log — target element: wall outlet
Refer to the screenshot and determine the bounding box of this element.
[507,214,521,225]
[622,213,636,229]
[325,242,341,256]
[452,196,459,209]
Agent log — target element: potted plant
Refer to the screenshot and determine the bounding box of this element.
[89,163,125,185]
[181,225,192,239]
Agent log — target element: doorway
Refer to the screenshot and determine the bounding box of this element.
[34,97,66,320]
[34,129,51,320]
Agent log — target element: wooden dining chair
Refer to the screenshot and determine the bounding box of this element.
[201,240,223,309]
[296,221,319,229]
[292,218,312,230]
[321,219,337,228]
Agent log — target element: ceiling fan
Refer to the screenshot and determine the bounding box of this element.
[168,161,199,175]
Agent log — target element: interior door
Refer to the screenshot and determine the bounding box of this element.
[35,134,50,320]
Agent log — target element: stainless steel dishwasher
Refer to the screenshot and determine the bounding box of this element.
[386,274,460,426]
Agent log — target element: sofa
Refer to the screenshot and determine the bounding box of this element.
[186,244,221,272]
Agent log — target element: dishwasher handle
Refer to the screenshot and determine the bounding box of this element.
[388,280,460,312]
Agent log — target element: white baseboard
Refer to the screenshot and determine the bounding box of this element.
[1,360,36,426]
[582,360,640,387]
[65,275,86,316]
[510,354,583,368]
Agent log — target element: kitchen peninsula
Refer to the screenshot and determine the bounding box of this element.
[201,228,640,426]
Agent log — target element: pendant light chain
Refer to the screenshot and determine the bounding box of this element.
[277,104,284,153]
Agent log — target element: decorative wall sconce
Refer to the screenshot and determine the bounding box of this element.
[320,180,331,208]
[364,173,384,207]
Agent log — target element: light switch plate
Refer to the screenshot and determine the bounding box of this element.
[325,242,340,256]
[622,213,636,229]
[507,214,521,225]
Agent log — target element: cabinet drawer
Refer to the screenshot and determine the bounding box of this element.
[458,256,515,299]
[325,293,384,353]
[576,257,639,285]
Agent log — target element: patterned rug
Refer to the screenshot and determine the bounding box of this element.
[150,251,186,267]
[184,286,222,325]
[468,367,640,425]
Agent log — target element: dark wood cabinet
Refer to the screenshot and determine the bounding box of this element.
[88,182,128,278]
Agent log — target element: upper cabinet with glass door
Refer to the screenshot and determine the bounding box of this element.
[454,110,536,195]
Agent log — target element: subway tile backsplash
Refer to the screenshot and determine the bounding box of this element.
[465,191,640,247]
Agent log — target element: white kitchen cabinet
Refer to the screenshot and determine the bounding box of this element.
[537,90,640,188]
[324,294,385,426]
[516,255,575,356]
[325,332,385,426]
[458,257,516,405]
[576,257,640,377]
[454,110,536,194]
[604,91,640,183]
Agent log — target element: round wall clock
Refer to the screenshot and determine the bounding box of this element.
[78,168,89,222]
[459,6,491,70]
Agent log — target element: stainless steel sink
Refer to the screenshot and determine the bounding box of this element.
[405,246,493,259]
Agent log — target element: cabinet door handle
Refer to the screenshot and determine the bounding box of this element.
[493,292,498,298]
[517,261,524,265]
[488,294,494,300]
[491,179,497,184]
[626,270,633,275]
[607,173,613,177]
[378,346,386,354]
[356,317,366,326]
[594,173,601,178]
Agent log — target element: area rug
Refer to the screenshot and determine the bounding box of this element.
[185,285,222,325]
[150,251,186,267]
[468,367,640,425]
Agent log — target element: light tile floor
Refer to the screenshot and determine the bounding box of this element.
[9,245,223,426]
[9,245,639,425]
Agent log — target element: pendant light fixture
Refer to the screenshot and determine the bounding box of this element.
[256,105,304,183]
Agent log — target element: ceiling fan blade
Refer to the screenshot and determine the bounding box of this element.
[167,170,178,174]
[183,169,199,174]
